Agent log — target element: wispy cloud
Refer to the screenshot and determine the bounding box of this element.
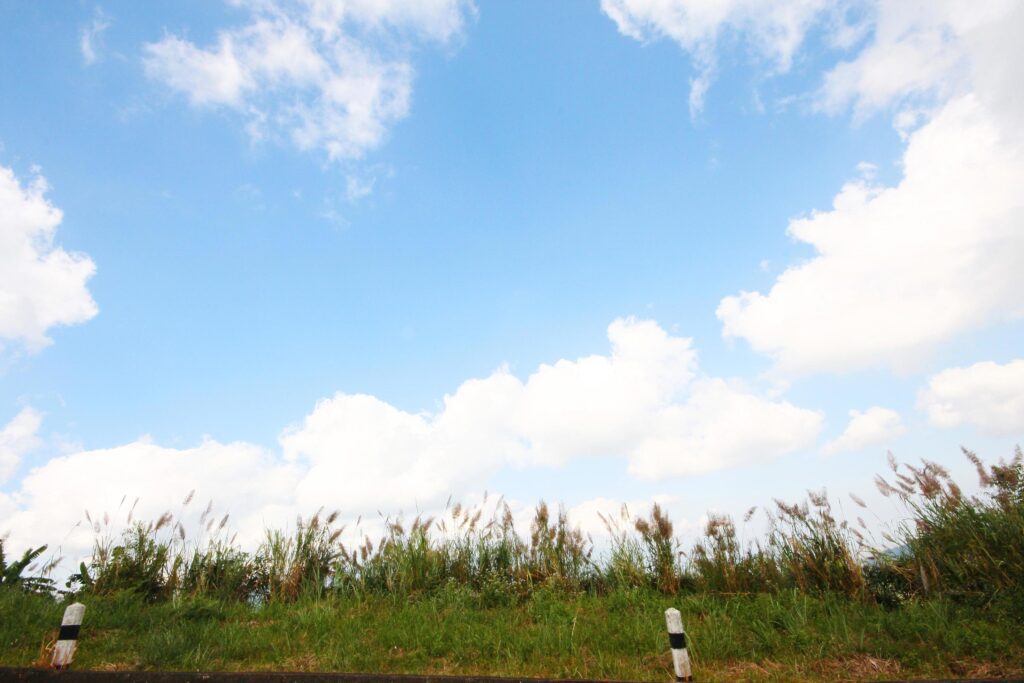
[601,0,831,117]
[80,7,110,66]
[143,0,474,162]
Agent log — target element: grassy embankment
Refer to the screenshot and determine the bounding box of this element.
[1,449,1022,681]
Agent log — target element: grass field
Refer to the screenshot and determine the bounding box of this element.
[3,586,1024,681]
[1,449,1022,681]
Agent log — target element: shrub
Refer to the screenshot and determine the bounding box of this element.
[0,540,57,595]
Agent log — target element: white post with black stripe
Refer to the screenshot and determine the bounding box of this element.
[665,607,692,682]
[51,602,85,669]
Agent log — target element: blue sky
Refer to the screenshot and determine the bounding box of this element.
[1,0,1022,558]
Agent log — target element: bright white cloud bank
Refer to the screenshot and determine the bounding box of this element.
[283,319,822,504]
[144,0,473,160]
[823,406,904,455]
[2,318,821,559]
[604,2,1024,377]
[717,93,1024,375]
[918,360,1024,436]
[3,438,301,556]
[0,165,98,353]
[712,2,1024,376]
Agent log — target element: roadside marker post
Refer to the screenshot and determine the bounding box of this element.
[664,607,692,682]
[51,602,85,669]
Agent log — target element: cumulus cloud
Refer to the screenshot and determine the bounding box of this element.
[3,437,301,561]
[0,407,42,486]
[144,0,473,161]
[823,406,904,454]
[283,318,822,501]
[918,360,1024,436]
[0,165,98,354]
[718,95,1024,375]
[600,0,831,115]
[716,2,1024,376]
[3,318,821,561]
[605,3,1024,378]
[628,377,822,477]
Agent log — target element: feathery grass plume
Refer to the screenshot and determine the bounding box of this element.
[153,512,173,532]
[632,503,679,593]
[875,475,896,498]
[880,449,1024,607]
[688,513,780,594]
[200,500,213,526]
[601,506,647,590]
[84,522,172,600]
[253,510,342,602]
[51,448,1021,610]
[766,490,866,598]
[528,501,591,589]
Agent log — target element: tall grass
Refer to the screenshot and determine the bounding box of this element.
[9,448,1022,611]
[874,447,1024,608]
[334,500,592,598]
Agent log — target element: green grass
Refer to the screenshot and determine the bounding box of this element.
[2,586,1023,681]
[2,447,1023,680]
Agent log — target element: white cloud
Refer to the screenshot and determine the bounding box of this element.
[713,0,1024,376]
[717,94,1024,375]
[145,35,252,107]
[628,377,822,477]
[918,359,1024,436]
[823,406,904,454]
[815,1,1018,118]
[80,8,111,66]
[2,437,301,561]
[0,165,98,354]
[283,318,821,498]
[344,173,376,202]
[601,1,1021,121]
[3,318,821,561]
[600,0,831,115]
[297,0,473,43]
[605,3,1024,379]
[144,0,473,161]
[0,407,42,486]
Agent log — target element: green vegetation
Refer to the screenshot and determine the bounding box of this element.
[1,448,1022,681]
[0,541,57,595]
[2,583,1022,681]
